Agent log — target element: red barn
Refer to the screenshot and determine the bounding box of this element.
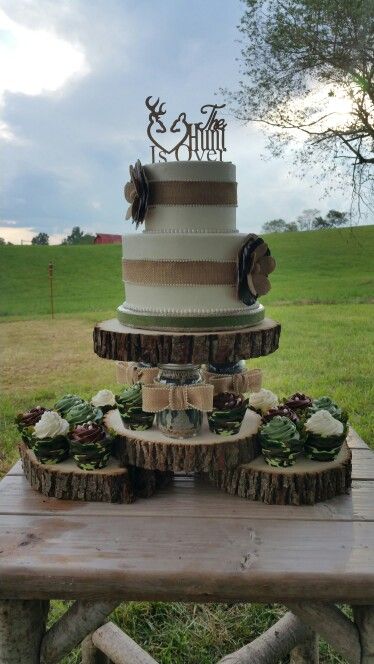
[94,234,122,245]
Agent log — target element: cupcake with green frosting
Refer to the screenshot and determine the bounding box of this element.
[304,409,346,461]
[64,401,103,429]
[70,422,112,470]
[259,415,302,467]
[308,396,348,426]
[208,392,248,436]
[15,406,47,447]
[31,410,70,464]
[116,384,154,431]
[55,394,85,417]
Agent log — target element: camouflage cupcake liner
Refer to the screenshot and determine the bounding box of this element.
[119,406,154,431]
[70,437,113,470]
[304,432,346,462]
[32,435,70,465]
[207,405,247,436]
[259,436,304,468]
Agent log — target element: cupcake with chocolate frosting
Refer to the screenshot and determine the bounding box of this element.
[208,392,248,436]
[116,384,154,431]
[15,406,47,446]
[304,409,346,461]
[259,415,302,467]
[70,422,112,470]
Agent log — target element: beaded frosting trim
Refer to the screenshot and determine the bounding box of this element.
[122,303,252,316]
[143,229,239,234]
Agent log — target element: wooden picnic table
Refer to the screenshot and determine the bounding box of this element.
[0,428,374,664]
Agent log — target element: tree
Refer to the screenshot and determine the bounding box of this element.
[61,227,95,245]
[31,232,49,245]
[226,0,374,213]
[285,221,298,232]
[0,238,5,245]
[296,209,320,231]
[262,218,288,233]
[313,209,349,228]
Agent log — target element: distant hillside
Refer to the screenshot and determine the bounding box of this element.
[1,226,373,317]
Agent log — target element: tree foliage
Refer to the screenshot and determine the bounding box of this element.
[262,208,349,231]
[262,218,299,232]
[61,227,94,245]
[31,232,49,245]
[227,0,374,213]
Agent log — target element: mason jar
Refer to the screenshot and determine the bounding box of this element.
[207,359,246,375]
[156,364,203,438]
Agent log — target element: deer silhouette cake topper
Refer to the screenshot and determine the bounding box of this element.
[146,96,227,163]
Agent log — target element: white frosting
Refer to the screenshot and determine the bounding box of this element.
[248,389,279,414]
[143,161,236,233]
[123,232,245,261]
[305,410,344,437]
[34,410,69,439]
[91,389,116,408]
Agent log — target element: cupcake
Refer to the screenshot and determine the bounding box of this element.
[91,389,116,414]
[208,392,248,436]
[15,406,47,447]
[259,415,302,467]
[262,405,300,426]
[55,394,85,417]
[64,401,103,429]
[70,422,112,470]
[308,396,348,425]
[283,392,312,413]
[116,384,154,431]
[31,410,70,464]
[248,388,279,415]
[304,409,346,461]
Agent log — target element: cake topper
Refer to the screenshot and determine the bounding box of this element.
[146,96,227,163]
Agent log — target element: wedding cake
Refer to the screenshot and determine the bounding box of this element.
[117,159,275,332]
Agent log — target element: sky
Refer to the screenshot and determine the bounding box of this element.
[0,0,353,244]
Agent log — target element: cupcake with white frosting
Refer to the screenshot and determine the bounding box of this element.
[248,388,279,415]
[304,409,346,461]
[91,389,116,414]
[31,410,70,464]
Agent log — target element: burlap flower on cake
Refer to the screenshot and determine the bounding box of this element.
[237,234,276,305]
[124,160,149,227]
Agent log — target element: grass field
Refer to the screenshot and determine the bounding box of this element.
[1,226,373,663]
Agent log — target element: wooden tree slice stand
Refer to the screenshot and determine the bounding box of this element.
[19,443,134,504]
[106,408,262,473]
[210,441,352,506]
[93,317,281,364]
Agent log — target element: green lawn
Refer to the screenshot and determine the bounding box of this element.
[1,226,373,664]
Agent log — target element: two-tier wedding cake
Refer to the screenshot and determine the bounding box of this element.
[117,159,276,332]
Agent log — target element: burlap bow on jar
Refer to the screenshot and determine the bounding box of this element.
[142,383,214,413]
[202,368,262,396]
[116,361,159,385]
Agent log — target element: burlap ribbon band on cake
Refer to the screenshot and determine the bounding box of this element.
[123,260,236,286]
[142,383,214,413]
[148,181,237,207]
[202,368,262,395]
[116,361,159,385]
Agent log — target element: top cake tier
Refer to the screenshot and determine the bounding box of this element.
[143,161,237,233]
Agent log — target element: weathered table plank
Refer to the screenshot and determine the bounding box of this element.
[0,514,373,602]
[0,474,373,522]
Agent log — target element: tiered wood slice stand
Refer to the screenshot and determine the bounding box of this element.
[210,441,352,506]
[106,408,261,473]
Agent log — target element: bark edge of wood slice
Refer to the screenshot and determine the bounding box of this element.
[19,442,135,504]
[93,317,281,364]
[107,409,262,473]
[210,441,352,505]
